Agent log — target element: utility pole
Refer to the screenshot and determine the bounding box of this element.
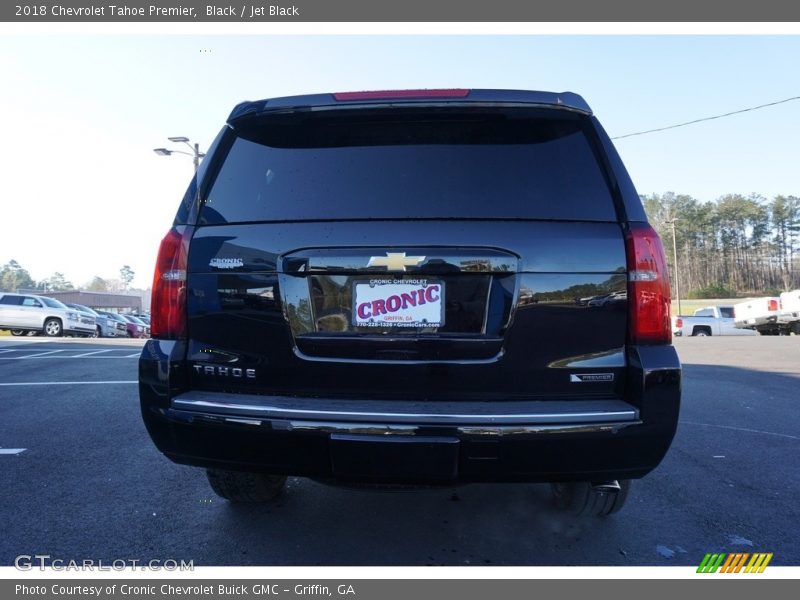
[665,218,681,316]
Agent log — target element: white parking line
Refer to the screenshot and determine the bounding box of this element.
[681,420,800,441]
[11,350,64,359]
[0,349,15,354]
[0,352,138,360]
[0,448,27,455]
[69,349,112,358]
[0,381,137,386]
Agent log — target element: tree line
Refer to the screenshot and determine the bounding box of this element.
[0,260,137,294]
[4,193,799,300]
[642,193,800,297]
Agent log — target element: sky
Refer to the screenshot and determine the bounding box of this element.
[0,33,798,289]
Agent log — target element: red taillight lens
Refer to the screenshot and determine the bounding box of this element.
[675,318,683,328]
[150,226,192,339]
[768,299,779,312]
[625,223,672,344]
[333,89,470,101]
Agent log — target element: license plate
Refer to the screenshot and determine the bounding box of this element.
[353,279,444,328]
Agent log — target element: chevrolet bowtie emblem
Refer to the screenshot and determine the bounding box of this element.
[367,252,426,272]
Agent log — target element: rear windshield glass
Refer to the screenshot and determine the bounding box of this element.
[202,109,616,223]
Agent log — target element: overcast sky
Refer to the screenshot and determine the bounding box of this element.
[1,33,798,288]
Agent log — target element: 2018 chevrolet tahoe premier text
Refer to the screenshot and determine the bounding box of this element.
[139,89,681,515]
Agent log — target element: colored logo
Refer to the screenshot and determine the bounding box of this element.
[697,552,773,573]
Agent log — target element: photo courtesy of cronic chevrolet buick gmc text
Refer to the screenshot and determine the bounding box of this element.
[139,89,681,516]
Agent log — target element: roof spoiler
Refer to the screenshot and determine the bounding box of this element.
[228,89,592,124]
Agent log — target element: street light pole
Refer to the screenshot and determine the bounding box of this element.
[666,218,682,316]
[153,136,205,171]
[192,142,201,171]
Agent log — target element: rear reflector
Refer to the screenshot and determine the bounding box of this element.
[150,226,193,339]
[334,89,470,101]
[768,299,779,312]
[625,223,672,345]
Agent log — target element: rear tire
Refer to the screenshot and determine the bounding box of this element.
[551,480,631,517]
[206,469,287,502]
[692,327,710,337]
[43,318,62,337]
[10,329,27,336]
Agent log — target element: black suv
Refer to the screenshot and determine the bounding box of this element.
[140,89,680,515]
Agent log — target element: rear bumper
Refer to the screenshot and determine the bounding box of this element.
[736,315,778,327]
[139,341,681,484]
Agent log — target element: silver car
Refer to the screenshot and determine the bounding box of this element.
[65,303,117,337]
[0,293,95,337]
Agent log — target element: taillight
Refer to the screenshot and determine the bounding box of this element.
[150,226,192,339]
[625,223,672,344]
[768,299,779,312]
[675,318,683,328]
[333,89,470,101]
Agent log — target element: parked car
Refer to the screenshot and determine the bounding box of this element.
[140,88,681,516]
[733,291,800,335]
[95,310,130,337]
[589,291,627,309]
[778,290,800,334]
[734,297,785,335]
[0,293,95,337]
[671,305,757,337]
[63,303,104,337]
[66,303,128,338]
[121,314,149,338]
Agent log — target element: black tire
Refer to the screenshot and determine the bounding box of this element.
[43,318,63,337]
[93,327,101,338]
[551,480,631,517]
[206,469,287,502]
[692,327,710,337]
[126,331,133,338]
[10,329,27,336]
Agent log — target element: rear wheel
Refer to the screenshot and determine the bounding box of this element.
[206,469,287,502]
[551,480,631,517]
[43,318,62,337]
[10,329,27,336]
[692,327,710,337]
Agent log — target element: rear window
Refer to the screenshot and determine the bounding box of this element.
[41,297,67,309]
[0,295,22,305]
[202,109,616,223]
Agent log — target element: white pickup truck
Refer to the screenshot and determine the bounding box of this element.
[734,291,800,335]
[672,305,757,337]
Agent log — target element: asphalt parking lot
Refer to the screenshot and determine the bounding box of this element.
[0,335,798,566]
